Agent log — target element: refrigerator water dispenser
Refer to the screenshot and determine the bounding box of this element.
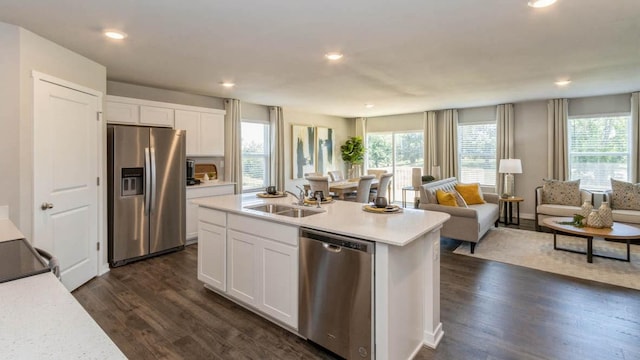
[121,167,143,196]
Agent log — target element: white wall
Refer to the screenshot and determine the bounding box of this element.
[0,23,20,224]
[283,108,351,193]
[107,81,224,110]
[18,26,107,241]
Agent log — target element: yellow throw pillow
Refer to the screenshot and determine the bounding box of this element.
[455,183,485,205]
[436,189,458,207]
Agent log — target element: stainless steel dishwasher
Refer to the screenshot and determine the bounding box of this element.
[299,228,374,359]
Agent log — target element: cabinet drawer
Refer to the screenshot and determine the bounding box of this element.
[228,214,298,247]
[198,208,226,227]
[187,184,234,199]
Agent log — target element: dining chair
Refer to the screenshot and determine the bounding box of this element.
[304,172,321,178]
[306,175,330,198]
[328,170,345,182]
[370,173,393,199]
[344,175,376,203]
[367,169,388,180]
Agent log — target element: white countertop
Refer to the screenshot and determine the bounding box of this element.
[192,194,450,246]
[187,180,235,189]
[0,218,126,359]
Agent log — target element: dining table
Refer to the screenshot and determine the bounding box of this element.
[304,178,379,200]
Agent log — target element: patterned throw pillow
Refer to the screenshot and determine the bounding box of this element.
[542,179,581,206]
[611,179,640,211]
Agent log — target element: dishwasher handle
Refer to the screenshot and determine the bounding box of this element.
[322,243,342,253]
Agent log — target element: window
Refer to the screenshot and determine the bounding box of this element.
[241,120,270,192]
[568,114,631,190]
[457,122,497,186]
[367,131,424,202]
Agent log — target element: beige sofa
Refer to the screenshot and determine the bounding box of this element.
[535,186,593,231]
[419,177,500,253]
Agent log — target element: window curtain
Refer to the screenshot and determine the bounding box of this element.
[547,99,569,180]
[355,117,367,171]
[441,109,458,179]
[423,111,437,175]
[224,99,242,193]
[496,104,515,194]
[632,92,640,182]
[269,106,285,191]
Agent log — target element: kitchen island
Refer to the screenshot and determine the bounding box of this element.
[193,194,450,360]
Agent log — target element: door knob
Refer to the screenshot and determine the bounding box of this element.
[41,202,54,210]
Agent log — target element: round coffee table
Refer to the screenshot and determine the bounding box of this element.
[542,217,640,263]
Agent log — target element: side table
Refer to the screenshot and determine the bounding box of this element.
[401,186,421,208]
[499,196,524,226]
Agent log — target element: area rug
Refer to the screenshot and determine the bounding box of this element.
[453,227,640,291]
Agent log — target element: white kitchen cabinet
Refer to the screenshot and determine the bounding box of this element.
[259,237,298,327]
[105,101,138,125]
[175,110,225,156]
[139,105,174,127]
[198,221,226,292]
[187,184,234,242]
[106,95,225,132]
[226,214,299,328]
[227,229,259,306]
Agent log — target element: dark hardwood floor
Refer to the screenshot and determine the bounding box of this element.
[73,220,640,360]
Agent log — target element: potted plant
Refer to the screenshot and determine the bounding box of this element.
[340,136,365,178]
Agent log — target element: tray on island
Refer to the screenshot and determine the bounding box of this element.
[256,192,287,198]
[304,196,334,205]
[362,204,402,214]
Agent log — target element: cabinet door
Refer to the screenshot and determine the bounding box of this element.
[197,222,226,291]
[186,200,199,241]
[106,101,139,124]
[259,238,298,329]
[227,230,259,306]
[200,113,224,156]
[140,105,174,127]
[175,110,200,155]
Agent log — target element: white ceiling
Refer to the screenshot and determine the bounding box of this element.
[1,0,639,118]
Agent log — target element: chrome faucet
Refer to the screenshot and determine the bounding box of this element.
[314,192,322,208]
[285,186,306,206]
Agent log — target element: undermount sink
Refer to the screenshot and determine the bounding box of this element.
[244,204,323,218]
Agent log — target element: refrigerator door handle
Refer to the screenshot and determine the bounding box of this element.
[144,147,151,216]
[150,147,157,213]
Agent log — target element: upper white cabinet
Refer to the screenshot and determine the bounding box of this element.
[140,105,174,127]
[106,96,225,141]
[175,110,225,156]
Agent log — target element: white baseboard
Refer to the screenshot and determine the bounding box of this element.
[423,322,444,348]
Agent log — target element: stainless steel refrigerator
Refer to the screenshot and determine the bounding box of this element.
[107,125,186,267]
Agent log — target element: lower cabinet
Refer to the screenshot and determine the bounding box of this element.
[197,209,298,330]
[187,184,234,242]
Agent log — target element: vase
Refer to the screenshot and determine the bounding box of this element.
[587,210,605,228]
[598,201,613,228]
[347,164,362,180]
[580,201,593,218]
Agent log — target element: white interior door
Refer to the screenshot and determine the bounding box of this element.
[33,77,100,291]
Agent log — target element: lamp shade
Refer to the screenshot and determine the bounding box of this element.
[499,159,522,174]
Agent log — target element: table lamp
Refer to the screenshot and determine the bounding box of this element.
[498,159,522,198]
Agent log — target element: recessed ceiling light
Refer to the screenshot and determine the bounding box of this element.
[220,82,235,88]
[104,30,127,40]
[325,53,343,61]
[528,0,557,8]
[365,104,375,108]
[555,80,571,86]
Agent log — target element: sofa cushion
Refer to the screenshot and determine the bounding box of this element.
[542,179,581,206]
[436,189,458,207]
[610,179,640,211]
[611,209,640,225]
[455,183,485,205]
[537,203,582,217]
